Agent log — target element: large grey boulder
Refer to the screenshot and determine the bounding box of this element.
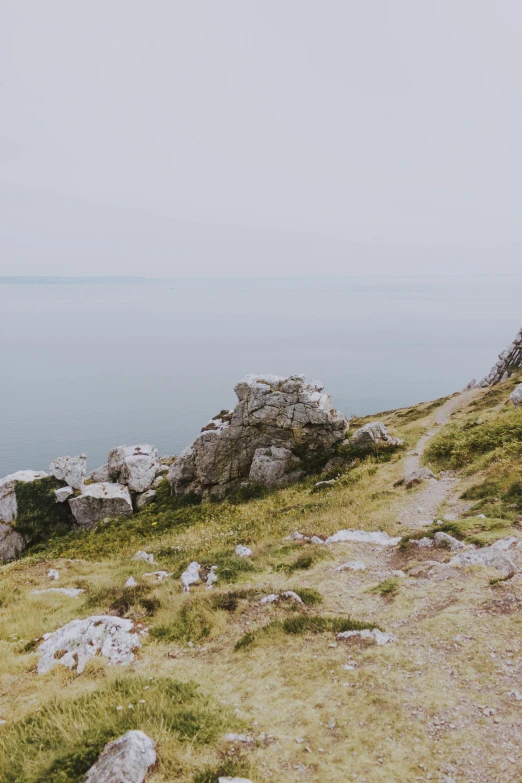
[249,446,302,488]
[349,421,403,447]
[511,384,522,408]
[108,445,159,493]
[83,730,156,783]
[49,454,86,490]
[68,482,133,529]
[169,375,348,498]
[0,470,48,523]
[449,546,516,575]
[0,523,25,563]
[37,615,141,674]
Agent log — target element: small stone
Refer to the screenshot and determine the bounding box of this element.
[235,544,253,558]
[47,569,59,580]
[133,551,154,564]
[334,561,366,572]
[54,486,74,503]
[295,737,305,744]
[181,561,202,592]
[125,576,138,588]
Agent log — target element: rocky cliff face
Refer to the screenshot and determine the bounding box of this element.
[479,326,522,386]
[168,374,349,499]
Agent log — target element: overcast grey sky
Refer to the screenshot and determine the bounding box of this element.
[2,1,522,276]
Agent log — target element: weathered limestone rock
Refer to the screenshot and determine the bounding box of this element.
[133,550,154,563]
[135,489,156,510]
[259,591,304,605]
[434,531,470,550]
[334,561,366,571]
[479,327,522,386]
[0,523,25,563]
[449,546,516,575]
[337,628,397,645]
[235,544,253,557]
[125,576,138,587]
[349,421,403,447]
[169,375,348,499]
[49,454,86,490]
[249,446,302,488]
[511,384,522,407]
[31,587,84,597]
[108,445,159,493]
[325,529,401,546]
[0,470,48,523]
[37,615,141,674]
[68,483,133,529]
[83,730,156,783]
[88,464,110,483]
[181,561,202,592]
[55,486,73,503]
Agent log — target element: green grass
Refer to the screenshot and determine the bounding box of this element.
[369,578,400,598]
[424,408,522,470]
[86,583,160,618]
[14,476,72,544]
[235,614,377,650]
[401,516,515,548]
[0,677,234,783]
[150,595,228,644]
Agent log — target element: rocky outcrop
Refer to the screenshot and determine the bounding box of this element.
[68,482,133,529]
[49,454,86,490]
[479,327,522,386]
[169,375,348,499]
[37,615,142,674]
[511,384,522,407]
[0,470,48,523]
[249,446,302,488]
[0,523,25,563]
[88,464,110,483]
[349,421,403,447]
[83,730,157,783]
[108,445,159,493]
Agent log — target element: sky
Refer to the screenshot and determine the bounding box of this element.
[2,1,522,276]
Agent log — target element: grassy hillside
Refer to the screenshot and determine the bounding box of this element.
[1,377,522,782]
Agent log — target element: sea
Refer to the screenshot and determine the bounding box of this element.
[1,275,521,477]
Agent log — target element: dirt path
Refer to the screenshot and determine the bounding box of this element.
[398,389,479,528]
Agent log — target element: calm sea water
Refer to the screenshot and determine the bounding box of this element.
[2,276,521,477]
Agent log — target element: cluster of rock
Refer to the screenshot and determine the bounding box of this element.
[168,374,349,499]
[474,326,522,387]
[0,445,173,563]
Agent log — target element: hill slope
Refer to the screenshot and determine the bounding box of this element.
[1,373,522,782]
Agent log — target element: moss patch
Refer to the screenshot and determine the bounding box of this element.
[14,476,72,545]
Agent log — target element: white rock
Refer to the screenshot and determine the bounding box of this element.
[125,576,138,588]
[249,445,302,488]
[259,591,303,605]
[37,615,141,674]
[511,384,522,407]
[310,535,325,544]
[83,730,156,783]
[434,532,469,550]
[325,529,401,546]
[449,546,516,575]
[350,421,403,447]
[223,733,254,745]
[69,483,133,529]
[218,779,254,783]
[47,568,60,580]
[0,523,25,563]
[412,537,434,548]
[507,689,522,701]
[337,628,397,645]
[206,565,218,589]
[143,570,171,581]
[108,445,159,493]
[54,486,74,503]
[181,561,202,592]
[0,470,48,523]
[133,550,154,564]
[135,489,156,510]
[151,475,164,489]
[334,561,366,572]
[31,588,84,597]
[49,454,86,490]
[490,536,518,550]
[235,544,253,558]
[88,464,110,483]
